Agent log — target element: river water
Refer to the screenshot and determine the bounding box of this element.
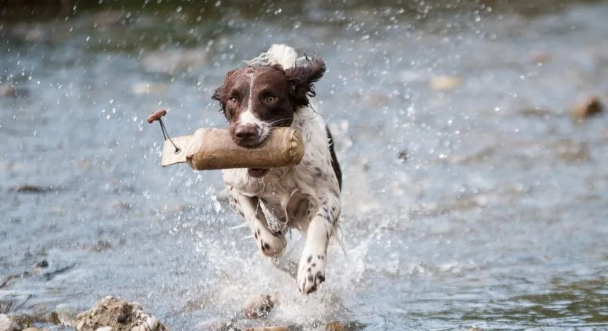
[1,1,608,330]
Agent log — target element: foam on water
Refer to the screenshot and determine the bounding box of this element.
[187,222,372,327]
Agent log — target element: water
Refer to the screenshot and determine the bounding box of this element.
[1,1,608,330]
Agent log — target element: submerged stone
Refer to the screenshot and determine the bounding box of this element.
[429,76,462,91]
[0,314,22,331]
[0,85,16,97]
[74,296,167,331]
[325,321,344,331]
[48,305,79,327]
[572,96,604,119]
[243,295,276,319]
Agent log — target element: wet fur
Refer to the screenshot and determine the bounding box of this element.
[213,45,342,294]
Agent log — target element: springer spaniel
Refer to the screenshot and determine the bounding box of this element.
[212,45,342,294]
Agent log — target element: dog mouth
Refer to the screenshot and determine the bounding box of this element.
[232,133,269,149]
[234,139,265,148]
[248,168,269,177]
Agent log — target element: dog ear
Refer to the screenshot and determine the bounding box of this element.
[212,69,238,107]
[211,86,225,104]
[285,58,326,108]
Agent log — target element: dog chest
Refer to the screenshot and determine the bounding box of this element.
[223,167,320,231]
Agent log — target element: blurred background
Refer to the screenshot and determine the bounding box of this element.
[1,0,608,330]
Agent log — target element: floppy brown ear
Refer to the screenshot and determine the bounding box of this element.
[285,58,326,108]
[212,69,238,107]
[211,86,225,104]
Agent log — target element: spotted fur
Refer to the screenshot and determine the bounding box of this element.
[216,45,342,294]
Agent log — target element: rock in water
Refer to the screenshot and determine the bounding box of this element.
[0,314,22,331]
[325,321,344,331]
[0,85,16,97]
[75,296,167,331]
[48,305,79,327]
[429,76,461,91]
[572,96,604,119]
[243,295,276,319]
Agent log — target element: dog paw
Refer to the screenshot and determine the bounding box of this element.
[297,250,326,294]
[255,227,287,257]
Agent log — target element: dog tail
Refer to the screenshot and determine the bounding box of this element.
[247,44,298,69]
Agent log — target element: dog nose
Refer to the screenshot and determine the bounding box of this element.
[235,124,259,141]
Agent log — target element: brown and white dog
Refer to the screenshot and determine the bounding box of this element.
[212,45,342,294]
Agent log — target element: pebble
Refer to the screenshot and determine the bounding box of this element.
[243,294,276,319]
[429,76,461,91]
[10,185,54,194]
[32,261,49,275]
[325,321,344,331]
[531,52,550,65]
[48,305,79,327]
[398,149,408,162]
[572,96,604,119]
[34,261,48,269]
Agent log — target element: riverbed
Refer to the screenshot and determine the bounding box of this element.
[1,1,608,330]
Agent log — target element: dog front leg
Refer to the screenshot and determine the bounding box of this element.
[297,193,340,294]
[228,188,287,257]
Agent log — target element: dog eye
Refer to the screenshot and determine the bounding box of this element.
[265,96,277,103]
[228,96,238,103]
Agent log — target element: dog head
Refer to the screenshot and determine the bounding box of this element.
[212,58,326,148]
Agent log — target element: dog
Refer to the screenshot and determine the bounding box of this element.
[212,45,342,294]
